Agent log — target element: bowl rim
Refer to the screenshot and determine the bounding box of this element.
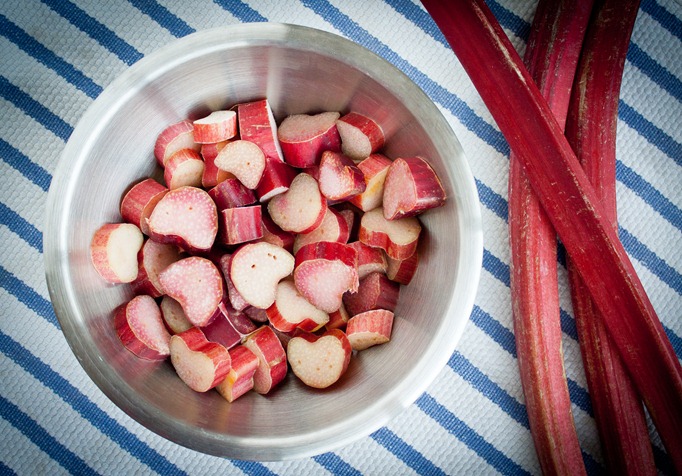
[44,22,483,460]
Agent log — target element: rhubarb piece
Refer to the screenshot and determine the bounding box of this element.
[237,99,284,162]
[382,156,446,220]
[120,178,168,236]
[201,141,233,188]
[318,151,366,202]
[349,154,393,212]
[342,272,399,317]
[336,112,384,161]
[287,329,351,389]
[565,1,656,473]
[386,252,418,285]
[259,213,295,252]
[244,306,269,323]
[163,148,205,190]
[256,158,298,202]
[158,256,224,327]
[216,345,259,402]
[266,279,330,333]
[218,254,251,312]
[326,303,350,331]
[154,120,200,167]
[90,223,144,284]
[201,302,257,349]
[278,111,341,168]
[350,241,388,279]
[219,205,263,245]
[267,173,326,234]
[214,139,266,190]
[358,207,421,260]
[115,294,171,360]
[293,207,350,254]
[293,241,359,313]
[346,309,394,351]
[170,327,231,392]
[230,242,295,309]
[208,177,257,211]
[147,186,218,253]
[131,239,182,298]
[193,110,237,144]
[242,326,287,394]
[423,0,682,467]
[160,296,192,334]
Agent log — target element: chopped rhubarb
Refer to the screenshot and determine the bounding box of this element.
[318,151,366,202]
[160,296,192,335]
[237,99,284,162]
[266,278,330,333]
[259,213,295,252]
[90,223,143,284]
[214,140,266,190]
[293,207,350,254]
[325,303,350,331]
[201,141,233,189]
[170,327,231,392]
[147,186,218,253]
[336,112,384,161]
[218,254,251,312]
[256,158,298,202]
[386,252,418,285]
[219,205,263,246]
[267,173,327,234]
[342,271,399,317]
[345,309,394,351]
[115,294,171,360]
[131,239,182,298]
[349,241,388,279]
[154,120,199,167]
[216,345,259,402]
[278,111,341,168]
[201,302,257,349]
[349,153,393,212]
[193,110,237,144]
[208,177,257,211]
[163,148,205,190]
[358,207,421,260]
[242,326,288,394]
[120,178,168,236]
[382,156,446,220]
[287,329,351,389]
[158,256,224,327]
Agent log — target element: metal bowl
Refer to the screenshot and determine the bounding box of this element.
[44,23,482,460]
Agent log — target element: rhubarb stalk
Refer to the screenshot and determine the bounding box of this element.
[565,0,655,473]
[508,0,593,473]
[421,0,682,469]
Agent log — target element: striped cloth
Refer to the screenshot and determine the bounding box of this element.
[1,0,680,474]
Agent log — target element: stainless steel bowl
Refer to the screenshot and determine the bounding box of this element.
[44,23,482,460]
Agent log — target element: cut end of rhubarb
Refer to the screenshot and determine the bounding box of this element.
[267,173,326,233]
[214,140,266,190]
[336,112,385,161]
[278,111,341,168]
[359,207,421,260]
[90,223,144,284]
[346,309,394,351]
[287,329,351,389]
[382,156,446,220]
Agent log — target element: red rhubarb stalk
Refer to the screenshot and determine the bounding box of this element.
[565,1,655,473]
[422,0,682,469]
[507,0,593,473]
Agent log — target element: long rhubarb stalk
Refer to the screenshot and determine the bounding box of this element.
[421,0,682,470]
[565,1,655,473]
[509,0,593,473]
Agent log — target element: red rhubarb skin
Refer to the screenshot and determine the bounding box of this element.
[219,205,263,246]
[256,158,298,202]
[342,271,399,317]
[237,100,283,163]
[193,111,237,144]
[201,141,233,189]
[170,327,231,392]
[338,112,385,158]
[346,309,394,351]
[386,252,418,285]
[278,112,342,168]
[130,239,182,298]
[216,345,259,402]
[120,178,168,235]
[422,0,682,468]
[154,120,199,167]
[506,1,592,473]
[115,295,171,361]
[243,326,288,394]
[163,148,204,190]
[209,177,257,211]
[318,151,366,202]
[90,223,142,284]
[259,213,295,253]
[382,156,446,220]
[565,0,655,473]
[349,153,393,212]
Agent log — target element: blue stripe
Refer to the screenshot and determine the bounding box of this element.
[0,76,73,141]
[313,453,362,476]
[620,226,682,295]
[567,379,594,417]
[560,309,579,342]
[212,0,267,22]
[641,0,682,40]
[299,0,510,156]
[616,160,682,232]
[371,427,446,476]
[0,395,99,476]
[0,331,187,475]
[0,14,102,100]
[449,352,528,428]
[0,203,43,253]
[627,43,682,103]
[127,0,195,38]
[470,305,517,358]
[0,139,51,192]
[0,266,57,327]
[0,461,17,475]
[40,0,143,66]
[619,100,682,166]
[415,394,531,476]
[482,249,510,288]
[476,178,508,221]
[487,0,531,41]
[230,461,276,476]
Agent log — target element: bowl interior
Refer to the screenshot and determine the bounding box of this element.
[44,24,482,460]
